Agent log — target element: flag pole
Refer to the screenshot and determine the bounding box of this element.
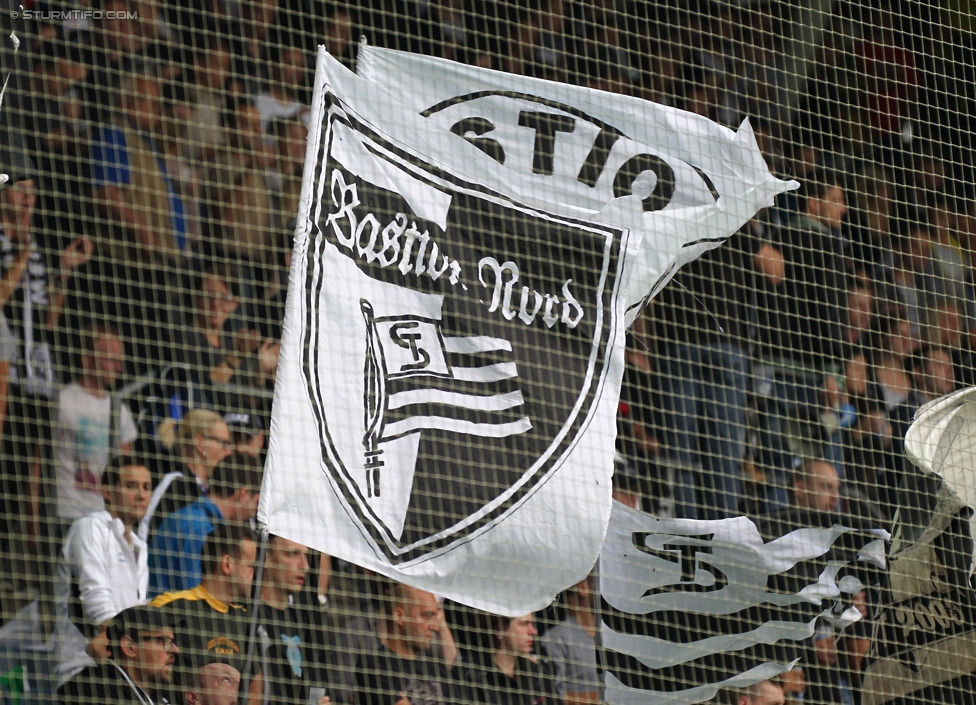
[243,527,269,702]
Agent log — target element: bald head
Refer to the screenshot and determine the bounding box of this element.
[387,584,440,656]
[793,460,840,513]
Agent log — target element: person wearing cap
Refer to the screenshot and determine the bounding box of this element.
[223,409,266,458]
[59,604,180,705]
[149,452,262,595]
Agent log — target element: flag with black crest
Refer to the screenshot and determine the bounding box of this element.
[600,501,888,704]
[259,46,795,615]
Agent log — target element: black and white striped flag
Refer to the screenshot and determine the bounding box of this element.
[600,502,887,704]
[364,309,531,443]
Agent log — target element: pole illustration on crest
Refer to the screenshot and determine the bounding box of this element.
[361,299,385,498]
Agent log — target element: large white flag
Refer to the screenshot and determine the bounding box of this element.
[602,502,887,705]
[259,46,794,614]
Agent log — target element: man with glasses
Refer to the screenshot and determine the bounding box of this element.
[59,604,180,705]
[148,453,262,595]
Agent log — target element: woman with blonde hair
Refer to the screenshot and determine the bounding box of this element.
[137,408,232,541]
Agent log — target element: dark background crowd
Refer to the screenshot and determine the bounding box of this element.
[1,0,975,703]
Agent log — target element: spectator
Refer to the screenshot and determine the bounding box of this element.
[540,574,599,704]
[791,459,842,514]
[204,97,276,294]
[185,659,243,705]
[85,68,187,379]
[754,172,850,513]
[649,226,759,520]
[226,0,279,96]
[183,37,234,164]
[80,0,170,123]
[149,452,262,595]
[59,604,180,705]
[467,613,556,705]
[910,345,956,406]
[252,535,331,705]
[157,80,203,258]
[848,166,897,281]
[54,324,139,527]
[223,409,267,459]
[139,408,233,541]
[504,0,570,81]
[329,573,454,704]
[268,113,307,238]
[355,583,461,705]
[170,263,277,407]
[1,175,92,589]
[54,456,153,688]
[90,70,188,265]
[842,280,877,362]
[22,40,92,246]
[150,523,257,693]
[880,220,940,340]
[868,308,920,450]
[255,44,310,132]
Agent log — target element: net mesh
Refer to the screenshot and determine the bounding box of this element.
[0,0,974,704]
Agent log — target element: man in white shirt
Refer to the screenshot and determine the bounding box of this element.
[54,324,138,524]
[54,456,152,688]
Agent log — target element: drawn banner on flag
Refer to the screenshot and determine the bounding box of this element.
[260,47,795,614]
[601,502,888,704]
[261,48,637,613]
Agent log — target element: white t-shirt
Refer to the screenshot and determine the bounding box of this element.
[55,382,139,520]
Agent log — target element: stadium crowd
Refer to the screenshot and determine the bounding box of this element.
[1,0,975,703]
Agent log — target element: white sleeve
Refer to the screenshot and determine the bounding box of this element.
[68,520,120,627]
[118,401,139,446]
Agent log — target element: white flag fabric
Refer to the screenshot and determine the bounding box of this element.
[259,46,793,614]
[860,388,976,704]
[903,386,976,572]
[601,502,885,705]
[356,44,798,323]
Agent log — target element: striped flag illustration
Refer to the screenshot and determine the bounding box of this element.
[363,300,532,449]
[601,502,888,705]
